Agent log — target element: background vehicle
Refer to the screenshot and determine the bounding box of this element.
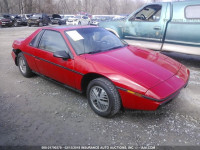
[20,14,32,20]
[90,18,101,26]
[0,14,13,27]
[28,13,49,27]
[99,1,200,56]
[12,15,27,26]
[90,15,116,26]
[11,26,189,117]
[51,14,61,24]
[3,14,24,27]
[66,15,90,25]
[58,15,74,25]
[19,14,32,25]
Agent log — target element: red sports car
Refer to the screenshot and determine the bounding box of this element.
[11,26,190,117]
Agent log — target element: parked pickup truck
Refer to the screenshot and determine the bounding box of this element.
[99,1,200,56]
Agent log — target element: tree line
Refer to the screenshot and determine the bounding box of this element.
[0,0,179,15]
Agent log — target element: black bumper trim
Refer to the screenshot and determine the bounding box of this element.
[116,75,189,103]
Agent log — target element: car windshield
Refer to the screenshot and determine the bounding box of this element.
[15,16,21,19]
[32,14,42,18]
[65,27,126,55]
[74,16,81,19]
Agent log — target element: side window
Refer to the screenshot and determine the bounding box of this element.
[29,30,44,47]
[38,30,69,53]
[133,5,162,22]
[83,16,88,19]
[185,5,200,19]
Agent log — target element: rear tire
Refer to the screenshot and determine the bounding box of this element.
[17,53,34,78]
[87,78,121,117]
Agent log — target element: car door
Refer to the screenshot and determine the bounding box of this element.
[124,4,168,50]
[34,29,76,88]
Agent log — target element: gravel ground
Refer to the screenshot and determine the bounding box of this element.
[0,26,200,147]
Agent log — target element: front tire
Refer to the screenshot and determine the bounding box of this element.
[39,22,43,27]
[87,78,121,117]
[14,21,18,27]
[17,53,34,78]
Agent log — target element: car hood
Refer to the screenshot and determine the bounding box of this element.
[85,45,181,89]
[0,18,11,22]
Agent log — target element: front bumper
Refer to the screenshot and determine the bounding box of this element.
[66,22,78,25]
[1,22,12,26]
[28,20,40,25]
[51,20,59,24]
[117,65,190,111]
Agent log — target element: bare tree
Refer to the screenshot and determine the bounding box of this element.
[0,0,170,15]
[3,0,10,13]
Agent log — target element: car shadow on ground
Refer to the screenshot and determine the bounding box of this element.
[120,107,170,118]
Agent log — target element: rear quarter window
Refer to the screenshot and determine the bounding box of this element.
[29,30,45,47]
[185,5,200,19]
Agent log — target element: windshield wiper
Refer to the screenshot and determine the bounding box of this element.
[87,50,102,54]
[86,45,127,54]
[106,45,126,51]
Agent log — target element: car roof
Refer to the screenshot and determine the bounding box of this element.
[41,25,98,32]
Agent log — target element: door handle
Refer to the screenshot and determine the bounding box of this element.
[154,26,161,30]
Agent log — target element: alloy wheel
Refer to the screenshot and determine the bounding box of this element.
[19,57,26,74]
[90,86,109,112]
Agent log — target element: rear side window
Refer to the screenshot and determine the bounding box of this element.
[38,30,70,53]
[185,5,200,19]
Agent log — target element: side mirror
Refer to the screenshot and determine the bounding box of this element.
[53,51,70,60]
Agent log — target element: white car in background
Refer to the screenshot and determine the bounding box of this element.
[66,15,90,25]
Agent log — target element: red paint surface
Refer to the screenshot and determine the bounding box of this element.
[12,26,190,111]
